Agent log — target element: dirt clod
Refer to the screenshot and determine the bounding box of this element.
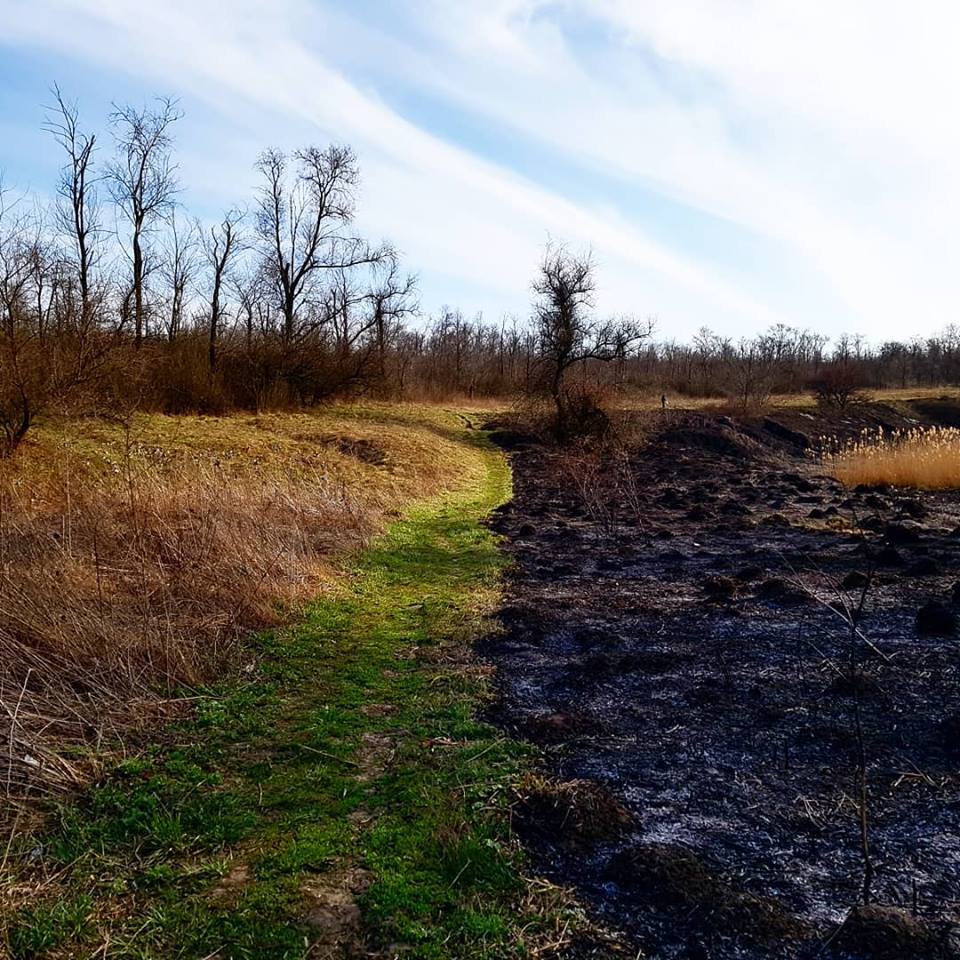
[832,904,953,960]
[757,577,810,605]
[302,865,373,959]
[886,521,923,544]
[523,711,598,742]
[703,575,737,600]
[515,777,634,845]
[604,843,802,944]
[916,601,957,636]
[842,571,871,590]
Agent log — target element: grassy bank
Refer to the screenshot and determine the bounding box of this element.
[2,420,576,958]
[0,404,486,811]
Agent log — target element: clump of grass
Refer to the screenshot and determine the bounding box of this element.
[824,426,960,489]
[0,406,471,813]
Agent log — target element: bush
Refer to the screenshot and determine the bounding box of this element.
[809,365,869,408]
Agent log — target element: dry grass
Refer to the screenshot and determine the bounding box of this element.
[0,404,476,811]
[617,386,960,412]
[824,425,960,489]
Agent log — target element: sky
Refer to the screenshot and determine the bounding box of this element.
[0,0,957,343]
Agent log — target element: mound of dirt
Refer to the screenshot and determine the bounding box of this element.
[832,904,956,960]
[604,843,803,945]
[514,777,634,845]
[658,418,760,461]
[763,417,812,449]
[908,398,960,428]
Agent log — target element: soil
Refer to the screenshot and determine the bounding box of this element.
[484,401,960,959]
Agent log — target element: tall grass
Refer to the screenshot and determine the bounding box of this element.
[824,426,960,489]
[0,409,467,812]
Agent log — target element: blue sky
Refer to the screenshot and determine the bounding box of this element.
[0,0,957,342]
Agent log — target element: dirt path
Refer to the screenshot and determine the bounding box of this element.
[485,410,960,959]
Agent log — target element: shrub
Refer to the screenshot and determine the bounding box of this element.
[809,364,869,408]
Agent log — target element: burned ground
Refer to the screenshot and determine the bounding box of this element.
[484,403,960,959]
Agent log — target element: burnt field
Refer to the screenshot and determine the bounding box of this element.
[483,403,960,959]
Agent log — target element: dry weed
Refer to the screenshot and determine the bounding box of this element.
[823,426,960,489]
[0,407,467,812]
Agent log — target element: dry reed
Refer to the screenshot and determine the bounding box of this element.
[823,426,960,489]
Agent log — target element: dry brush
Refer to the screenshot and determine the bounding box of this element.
[0,408,467,818]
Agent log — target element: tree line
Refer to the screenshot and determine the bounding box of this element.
[1,90,959,455]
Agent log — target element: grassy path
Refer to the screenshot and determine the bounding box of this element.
[4,427,572,958]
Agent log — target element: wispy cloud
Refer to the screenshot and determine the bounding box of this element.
[1,0,956,339]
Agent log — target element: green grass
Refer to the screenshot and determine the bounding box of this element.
[2,425,571,959]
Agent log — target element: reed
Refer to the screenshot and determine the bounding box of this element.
[823,426,960,489]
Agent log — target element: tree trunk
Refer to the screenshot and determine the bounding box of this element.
[133,228,144,348]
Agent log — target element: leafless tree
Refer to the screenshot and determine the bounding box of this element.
[44,85,101,328]
[230,263,274,348]
[202,208,243,370]
[369,256,418,385]
[107,97,181,346]
[158,211,198,342]
[254,145,390,345]
[730,338,778,410]
[0,185,39,453]
[532,242,651,431]
[394,328,424,399]
[0,184,115,455]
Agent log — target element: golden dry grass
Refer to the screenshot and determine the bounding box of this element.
[0,403,483,808]
[824,425,960,489]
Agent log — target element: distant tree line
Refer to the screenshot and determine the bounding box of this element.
[1,90,959,455]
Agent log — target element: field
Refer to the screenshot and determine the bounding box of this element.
[4,393,960,959]
[0,405,486,814]
[483,395,960,958]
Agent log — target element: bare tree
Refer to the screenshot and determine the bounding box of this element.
[532,242,650,431]
[158,211,198,342]
[254,145,389,345]
[730,338,778,410]
[0,185,39,453]
[0,184,115,456]
[44,85,101,328]
[230,262,273,348]
[369,256,418,385]
[107,97,181,347]
[202,208,243,370]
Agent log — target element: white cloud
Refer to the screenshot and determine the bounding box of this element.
[389,0,960,337]
[2,0,957,339]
